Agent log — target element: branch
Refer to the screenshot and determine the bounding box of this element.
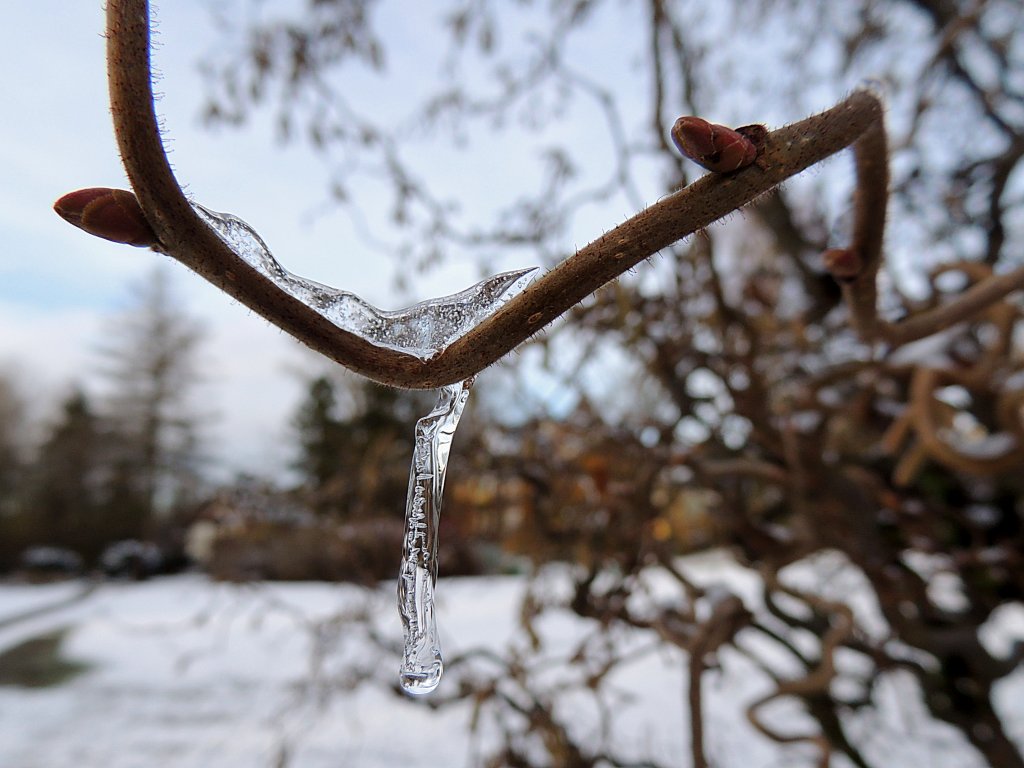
[103,0,883,389]
[886,264,1024,346]
[746,573,855,767]
[821,110,1024,348]
[686,594,751,768]
[907,367,1023,476]
[835,107,889,341]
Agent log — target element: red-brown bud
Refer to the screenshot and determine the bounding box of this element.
[822,247,863,282]
[671,117,765,173]
[54,188,158,248]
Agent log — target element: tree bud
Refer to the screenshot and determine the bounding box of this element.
[54,188,158,248]
[671,117,765,173]
[822,248,863,282]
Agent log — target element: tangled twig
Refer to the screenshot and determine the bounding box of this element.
[746,573,856,768]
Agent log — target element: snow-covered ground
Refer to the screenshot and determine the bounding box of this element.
[0,550,1022,767]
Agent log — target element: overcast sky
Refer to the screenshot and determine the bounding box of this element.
[1,2,897,484]
[0,2,477,481]
[2,0,678,486]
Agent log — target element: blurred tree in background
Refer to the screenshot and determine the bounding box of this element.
[293,375,346,492]
[24,391,116,563]
[0,372,27,517]
[194,0,1024,765]
[0,372,29,567]
[96,267,206,520]
[0,269,206,573]
[291,373,427,518]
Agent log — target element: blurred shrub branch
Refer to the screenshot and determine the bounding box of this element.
[43,1,1024,766]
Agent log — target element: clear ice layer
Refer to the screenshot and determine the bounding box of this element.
[192,200,535,695]
[397,381,471,695]
[193,203,535,360]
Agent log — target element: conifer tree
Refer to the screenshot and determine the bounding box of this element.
[96,268,206,521]
[292,375,345,490]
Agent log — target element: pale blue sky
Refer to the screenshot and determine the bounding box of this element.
[0,3,456,479]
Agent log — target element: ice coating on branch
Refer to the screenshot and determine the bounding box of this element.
[192,201,532,694]
[192,203,536,360]
[398,381,472,695]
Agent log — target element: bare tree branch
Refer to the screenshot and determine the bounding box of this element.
[103,0,883,389]
[837,108,890,341]
[887,264,1024,346]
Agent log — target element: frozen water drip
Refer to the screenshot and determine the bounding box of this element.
[398,381,471,695]
[190,199,535,695]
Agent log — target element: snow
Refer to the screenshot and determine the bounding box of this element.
[0,551,1021,767]
[0,581,86,623]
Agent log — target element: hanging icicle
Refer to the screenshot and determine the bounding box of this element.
[192,200,534,694]
[397,380,472,694]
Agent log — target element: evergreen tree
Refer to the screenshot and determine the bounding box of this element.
[21,389,148,563]
[0,373,29,569]
[292,373,427,518]
[292,375,345,489]
[0,371,26,517]
[96,268,206,521]
[31,390,103,533]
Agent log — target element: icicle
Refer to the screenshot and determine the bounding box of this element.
[398,380,472,695]
[192,203,535,360]
[191,200,535,695]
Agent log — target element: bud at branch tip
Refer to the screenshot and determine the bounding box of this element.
[822,248,863,282]
[54,187,158,248]
[671,117,767,174]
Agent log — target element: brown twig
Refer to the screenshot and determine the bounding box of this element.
[908,367,1023,476]
[686,594,751,768]
[103,0,884,389]
[886,264,1024,347]
[746,573,855,768]
[830,100,889,342]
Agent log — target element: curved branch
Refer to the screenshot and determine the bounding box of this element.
[908,368,1023,476]
[746,573,855,766]
[887,264,1024,346]
[836,103,889,342]
[106,0,882,389]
